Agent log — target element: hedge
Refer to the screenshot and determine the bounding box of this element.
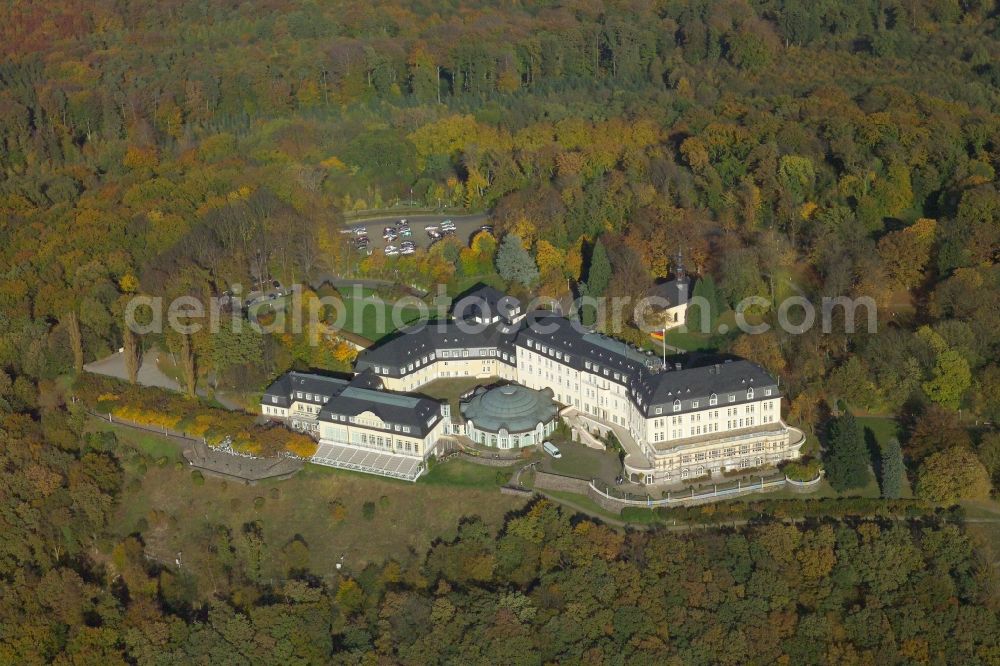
[76,374,318,458]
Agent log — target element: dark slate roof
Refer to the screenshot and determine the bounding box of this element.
[317,382,443,437]
[453,285,523,323]
[461,384,557,434]
[262,371,349,408]
[354,319,521,375]
[263,370,443,436]
[631,359,780,417]
[514,313,778,418]
[647,276,692,308]
[515,313,664,383]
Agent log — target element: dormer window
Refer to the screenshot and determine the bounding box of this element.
[765,388,772,396]
[747,388,754,400]
[673,399,681,412]
[709,393,717,406]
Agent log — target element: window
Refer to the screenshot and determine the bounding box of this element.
[271,396,278,404]
[673,399,681,412]
[655,407,662,415]
[692,401,699,409]
[709,393,717,406]
[747,388,754,400]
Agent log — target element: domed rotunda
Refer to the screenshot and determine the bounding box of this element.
[460,384,558,449]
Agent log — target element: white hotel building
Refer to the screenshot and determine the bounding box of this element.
[264,286,804,485]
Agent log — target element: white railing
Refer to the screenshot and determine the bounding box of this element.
[589,474,788,507]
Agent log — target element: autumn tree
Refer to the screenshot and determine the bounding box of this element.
[916,446,992,503]
[906,404,973,461]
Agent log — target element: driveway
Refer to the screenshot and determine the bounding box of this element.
[340,213,491,254]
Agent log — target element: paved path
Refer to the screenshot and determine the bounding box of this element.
[85,349,181,391]
[85,350,244,411]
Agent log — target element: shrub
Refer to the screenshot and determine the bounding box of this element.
[329,499,347,521]
[782,458,822,482]
[269,487,280,500]
[378,495,389,509]
[253,496,265,510]
[362,501,376,520]
[191,470,205,486]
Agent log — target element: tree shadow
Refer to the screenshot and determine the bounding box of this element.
[864,427,882,489]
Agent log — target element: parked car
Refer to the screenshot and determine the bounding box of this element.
[399,226,412,237]
[424,224,439,233]
[543,441,562,459]
[352,225,367,235]
[427,229,442,240]
[441,228,456,236]
[479,224,494,234]
[400,245,416,255]
[400,240,415,249]
[441,219,456,230]
[384,245,400,256]
[383,227,398,241]
[397,218,408,226]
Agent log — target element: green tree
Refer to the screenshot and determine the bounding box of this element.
[923,349,971,410]
[690,273,724,330]
[975,432,1000,485]
[880,437,905,499]
[495,234,539,287]
[916,446,992,503]
[823,413,870,492]
[585,239,612,297]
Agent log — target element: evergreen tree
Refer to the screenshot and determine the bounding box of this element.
[495,234,539,287]
[823,413,870,491]
[586,239,612,297]
[690,273,723,331]
[880,437,905,499]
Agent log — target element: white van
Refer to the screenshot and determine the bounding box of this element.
[543,441,561,458]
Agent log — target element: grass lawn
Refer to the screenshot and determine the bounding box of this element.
[958,499,1000,558]
[93,421,183,461]
[104,424,528,587]
[856,415,913,497]
[421,457,518,488]
[542,490,629,524]
[449,273,507,297]
[336,289,424,341]
[655,310,742,353]
[416,376,499,415]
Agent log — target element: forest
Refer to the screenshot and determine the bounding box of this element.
[1,0,1000,660]
[1,412,998,663]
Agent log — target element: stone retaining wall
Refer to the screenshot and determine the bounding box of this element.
[500,485,534,497]
[457,452,525,467]
[533,470,591,494]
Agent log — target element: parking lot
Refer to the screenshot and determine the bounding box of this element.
[341,213,491,255]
